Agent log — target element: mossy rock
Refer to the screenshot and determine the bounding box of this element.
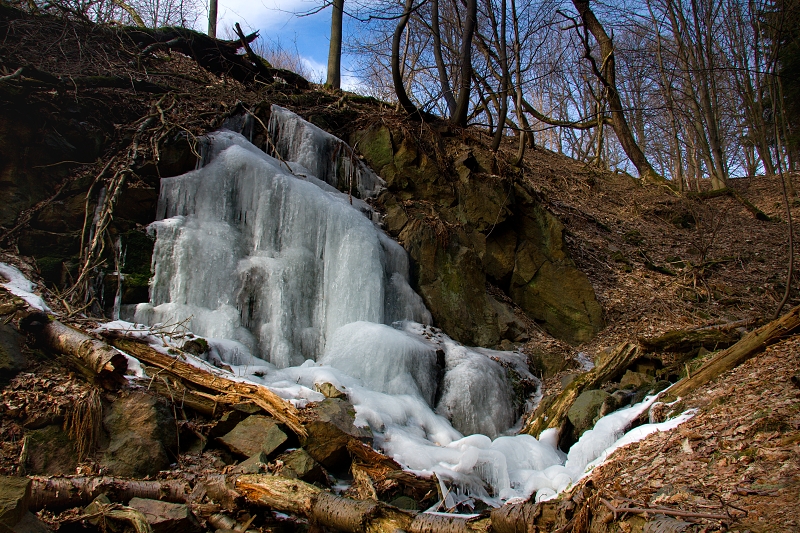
[25,425,78,475]
[354,125,394,172]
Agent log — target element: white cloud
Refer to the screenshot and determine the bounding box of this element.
[216,0,324,34]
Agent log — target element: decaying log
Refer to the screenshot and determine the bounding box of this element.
[522,343,639,439]
[236,475,491,533]
[29,476,191,510]
[34,319,128,386]
[135,370,222,417]
[638,327,739,354]
[666,303,800,400]
[104,335,306,438]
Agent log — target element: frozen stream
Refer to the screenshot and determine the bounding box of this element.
[107,106,692,507]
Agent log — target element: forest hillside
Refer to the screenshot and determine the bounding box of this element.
[0,4,798,533]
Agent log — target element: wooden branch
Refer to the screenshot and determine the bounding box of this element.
[104,335,306,438]
[522,343,639,438]
[236,475,491,533]
[666,304,800,399]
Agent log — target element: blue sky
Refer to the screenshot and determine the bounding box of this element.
[213,0,359,87]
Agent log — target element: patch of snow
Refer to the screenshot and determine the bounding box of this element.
[0,262,50,312]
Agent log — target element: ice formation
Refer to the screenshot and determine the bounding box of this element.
[125,106,693,506]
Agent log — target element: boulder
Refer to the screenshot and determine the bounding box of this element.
[101,391,177,477]
[300,398,372,472]
[620,370,654,390]
[217,415,288,459]
[232,451,269,474]
[25,425,78,476]
[8,512,51,533]
[0,324,26,387]
[567,389,611,438]
[0,477,30,531]
[273,448,327,484]
[127,498,201,533]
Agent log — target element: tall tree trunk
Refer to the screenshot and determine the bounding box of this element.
[392,0,420,116]
[207,0,217,38]
[326,0,344,89]
[571,0,661,183]
[431,0,456,116]
[451,0,477,126]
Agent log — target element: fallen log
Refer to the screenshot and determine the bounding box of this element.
[29,476,191,510]
[522,342,639,439]
[236,474,491,533]
[665,303,800,400]
[28,317,128,387]
[103,334,306,438]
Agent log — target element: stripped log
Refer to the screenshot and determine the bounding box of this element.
[29,476,191,510]
[522,342,639,439]
[35,319,127,386]
[104,335,306,438]
[236,475,491,533]
[666,303,800,400]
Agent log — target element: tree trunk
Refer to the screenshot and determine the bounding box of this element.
[391,0,420,116]
[101,334,306,438]
[666,304,800,400]
[207,0,217,38]
[29,476,192,510]
[451,0,477,126]
[571,0,661,183]
[431,0,456,116]
[36,319,128,385]
[326,0,344,89]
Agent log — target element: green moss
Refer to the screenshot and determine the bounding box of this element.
[120,230,154,276]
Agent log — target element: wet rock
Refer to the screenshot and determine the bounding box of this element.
[568,389,611,438]
[217,415,288,458]
[128,498,201,533]
[0,476,30,530]
[25,425,78,475]
[101,391,177,477]
[0,324,26,387]
[273,448,326,484]
[300,398,372,471]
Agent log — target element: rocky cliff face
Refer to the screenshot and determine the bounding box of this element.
[1,96,603,348]
[353,124,604,346]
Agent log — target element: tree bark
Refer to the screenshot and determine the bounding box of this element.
[326,0,344,89]
[392,0,420,117]
[666,303,800,399]
[207,0,218,38]
[236,475,491,533]
[29,476,192,510]
[431,0,456,116]
[451,0,478,126]
[571,0,662,183]
[522,343,639,439]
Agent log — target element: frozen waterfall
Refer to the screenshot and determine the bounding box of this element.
[127,106,691,507]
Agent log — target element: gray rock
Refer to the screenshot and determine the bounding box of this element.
[9,512,51,533]
[620,370,654,390]
[128,498,201,533]
[101,391,177,477]
[217,415,288,458]
[232,451,269,474]
[0,324,26,387]
[568,389,611,438]
[0,476,31,530]
[300,398,372,472]
[273,449,326,484]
